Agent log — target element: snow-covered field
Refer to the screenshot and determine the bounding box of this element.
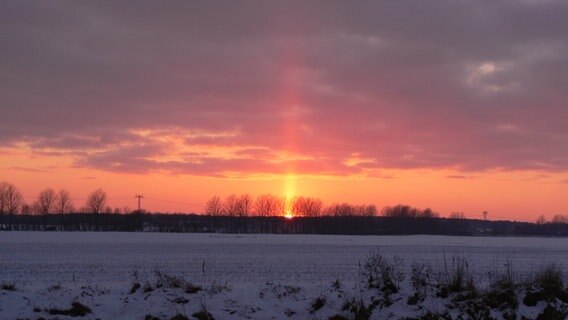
[1,232,567,319]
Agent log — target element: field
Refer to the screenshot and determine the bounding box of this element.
[1,232,567,319]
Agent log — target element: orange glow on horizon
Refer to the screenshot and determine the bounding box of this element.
[3,140,568,222]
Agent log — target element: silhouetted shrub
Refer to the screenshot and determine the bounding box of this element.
[534,263,565,297]
[153,270,202,294]
[1,283,16,291]
[342,298,372,320]
[48,301,91,317]
[192,310,214,320]
[438,256,475,294]
[536,305,566,320]
[410,261,432,300]
[129,282,141,294]
[484,260,518,310]
[310,296,326,313]
[524,263,568,306]
[361,250,404,293]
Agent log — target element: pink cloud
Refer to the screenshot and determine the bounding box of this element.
[2,1,568,176]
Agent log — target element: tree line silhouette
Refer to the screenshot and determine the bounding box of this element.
[204,194,446,219]
[1,181,567,236]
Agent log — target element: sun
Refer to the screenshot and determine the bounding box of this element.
[284,174,296,219]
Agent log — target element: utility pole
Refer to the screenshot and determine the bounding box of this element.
[483,211,488,221]
[135,194,144,212]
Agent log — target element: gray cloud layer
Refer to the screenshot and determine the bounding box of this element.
[2,1,568,176]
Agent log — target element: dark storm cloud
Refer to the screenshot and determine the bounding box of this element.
[2,1,568,175]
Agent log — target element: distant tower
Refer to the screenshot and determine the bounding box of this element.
[135,194,144,212]
[483,211,488,220]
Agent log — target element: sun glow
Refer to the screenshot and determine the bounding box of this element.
[284,174,296,218]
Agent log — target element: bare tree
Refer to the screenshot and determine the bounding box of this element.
[449,212,466,219]
[20,202,32,215]
[31,202,41,214]
[254,194,284,216]
[551,214,568,224]
[0,183,23,229]
[324,203,355,216]
[56,189,74,213]
[86,189,107,214]
[37,188,58,214]
[237,194,253,217]
[291,196,323,217]
[536,215,546,225]
[0,182,6,216]
[253,194,271,216]
[291,197,303,216]
[4,183,23,215]
[382,205,419,218]
[419,208,439,218]
[274,197,286,216]
[253,194,277,217]
[205,196,223,216]
[361,204,378,217]
[348,204,378,216]
[223,194,240,216]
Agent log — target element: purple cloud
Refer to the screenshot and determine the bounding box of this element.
[1,1,568,176]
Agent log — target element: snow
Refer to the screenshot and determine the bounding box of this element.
[0,232,566,319]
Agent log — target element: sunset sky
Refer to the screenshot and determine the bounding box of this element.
[2,1,568,221]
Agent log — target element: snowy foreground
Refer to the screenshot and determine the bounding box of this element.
[0,232,567,319]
